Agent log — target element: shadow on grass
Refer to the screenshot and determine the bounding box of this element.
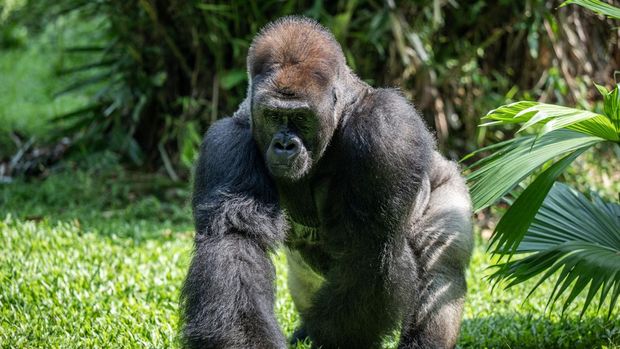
[458,313,620,349]
[0,168,194,241]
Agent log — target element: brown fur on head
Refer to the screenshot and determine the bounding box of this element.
[247,17,349,181]
[247,16,346,96]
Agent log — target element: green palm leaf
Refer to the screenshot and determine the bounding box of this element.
[491,183,620,318]
[562,0,620,20]
[468,130,604,212]
[484,101,619,141]
[489,150,586,256]
[597,83,620,131]
[479,101,538,127]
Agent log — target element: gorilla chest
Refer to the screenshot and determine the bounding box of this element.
[279,176,332,245]
[278,176,335,273]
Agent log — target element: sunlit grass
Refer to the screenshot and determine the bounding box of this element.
[0,172,619,348]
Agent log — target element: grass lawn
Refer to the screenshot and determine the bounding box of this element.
[0,171,619,349]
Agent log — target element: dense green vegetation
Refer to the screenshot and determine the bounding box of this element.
[4,0,620,172]
[465,0,620,322]
[467,89,620,318]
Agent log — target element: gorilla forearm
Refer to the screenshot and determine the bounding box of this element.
[181,234,285,349]
[181,117,287,348]
[303,246,416,349]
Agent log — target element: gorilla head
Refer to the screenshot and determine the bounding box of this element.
[247,18,347,181]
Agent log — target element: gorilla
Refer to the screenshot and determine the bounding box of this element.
[181,16,473,349]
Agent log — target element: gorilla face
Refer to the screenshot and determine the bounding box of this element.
[248,19,345,181]
[252,103,319,180]
[251,80,335,181]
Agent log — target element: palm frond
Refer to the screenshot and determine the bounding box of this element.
[489,150,586,256]
[562,0,620,20]
[598,83,620,131]
[468,130,604,211]
[484,101,618,141]
[480,101,539,126]
[490,183,620,318]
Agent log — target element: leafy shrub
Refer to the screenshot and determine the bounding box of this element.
[9,0,619,174]
[466,0,620,318]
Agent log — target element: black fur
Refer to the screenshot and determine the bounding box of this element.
[181,17,472,349]
[181,117,287,349]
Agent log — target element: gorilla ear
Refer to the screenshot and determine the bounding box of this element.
[233,96,252,124]
[331,70,347,106]
[248,54,270,78]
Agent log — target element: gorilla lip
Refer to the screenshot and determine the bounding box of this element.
[267,161,299,177]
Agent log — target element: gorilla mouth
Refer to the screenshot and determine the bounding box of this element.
[267,155,310,181]
[270,163,291,170]
[268,163,296,178]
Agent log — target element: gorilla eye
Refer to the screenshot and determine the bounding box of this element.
[253,60,275,77]
[291,113,311,132]
[292,113,310,126]
[313,70,327,83]
[268,113,283,123]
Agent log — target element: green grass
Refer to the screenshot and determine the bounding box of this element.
[1,171,619,349]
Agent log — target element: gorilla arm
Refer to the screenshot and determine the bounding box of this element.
[181,115,287,349]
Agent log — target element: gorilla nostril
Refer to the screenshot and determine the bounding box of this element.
[271,134,300,157]
[274,141,285,150]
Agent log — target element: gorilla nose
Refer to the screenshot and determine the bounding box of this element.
[272,136,301,159]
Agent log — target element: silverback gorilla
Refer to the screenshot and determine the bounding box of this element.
[181,16,473,349]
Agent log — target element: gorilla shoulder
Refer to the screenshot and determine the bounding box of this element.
[338,88,435,182]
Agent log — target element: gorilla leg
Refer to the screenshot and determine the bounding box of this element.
[399,153,473,349]
[398,268,467,349]
[286,249,323,345]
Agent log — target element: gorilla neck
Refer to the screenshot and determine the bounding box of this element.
[275,160,334,246]
[277,177,321,228]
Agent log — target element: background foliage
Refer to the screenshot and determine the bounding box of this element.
[460,0,620,320]
[2,0,620,176]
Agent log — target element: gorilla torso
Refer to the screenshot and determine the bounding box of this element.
[276,88,435,315]
[277,143,339,272]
